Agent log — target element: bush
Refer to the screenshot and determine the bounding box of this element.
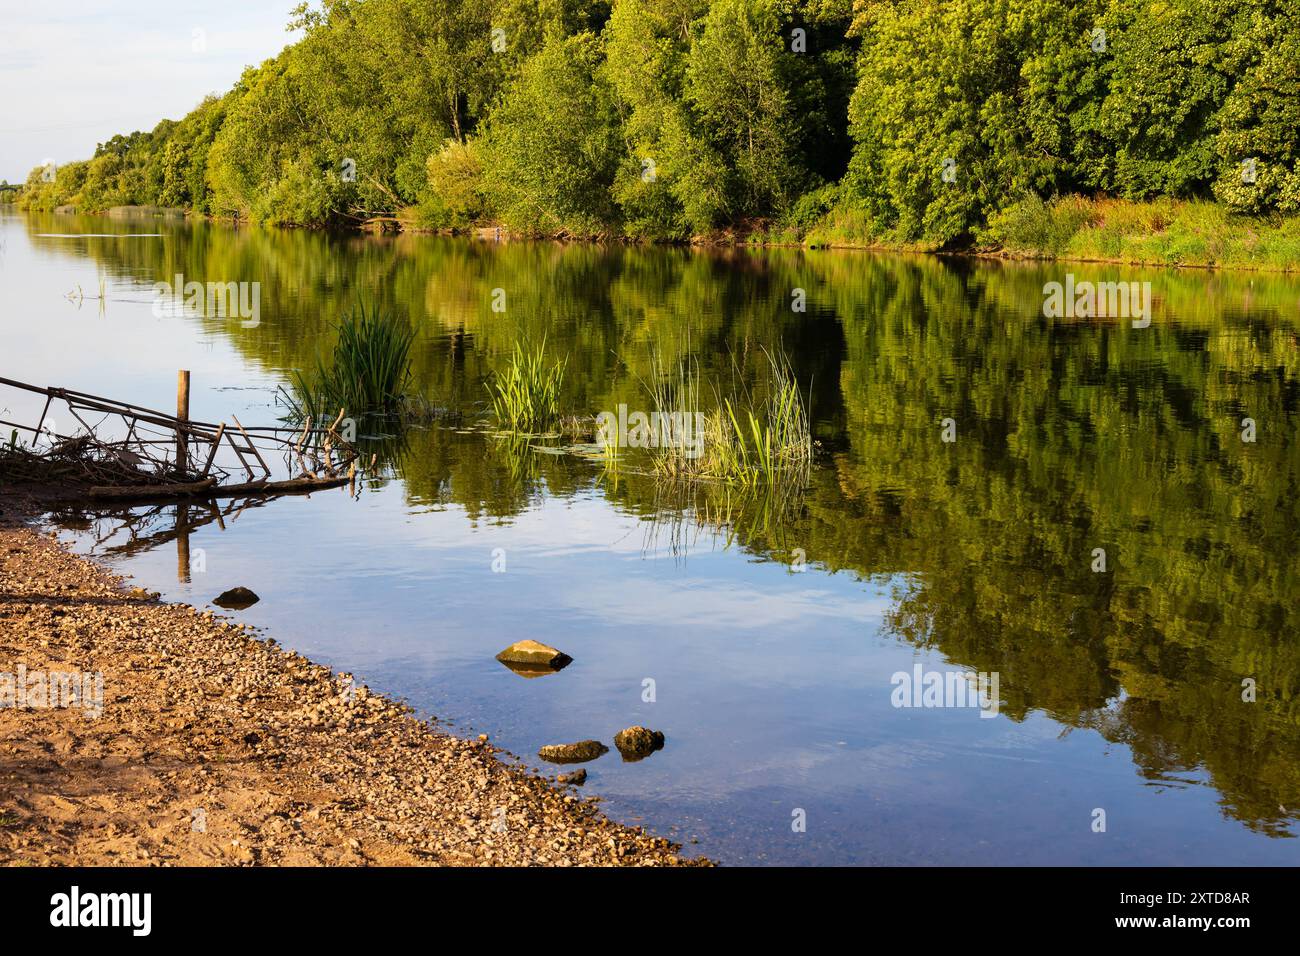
[982,194,1098,256]
[421,138,486,229]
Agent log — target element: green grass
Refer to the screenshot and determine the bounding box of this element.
[796,201,937,252]
[982,195,1300,271]
[487,337,567,433]
[712,352,812,488]
[281,301,415,424]
[643,347,812,490]
[788,193,1300,270]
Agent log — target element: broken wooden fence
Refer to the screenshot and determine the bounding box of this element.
[0,374,359,501]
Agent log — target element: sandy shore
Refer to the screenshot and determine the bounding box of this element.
[0,510,704,866]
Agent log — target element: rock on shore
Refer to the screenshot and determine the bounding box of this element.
[538,740,609,764]
[614,727,665,762]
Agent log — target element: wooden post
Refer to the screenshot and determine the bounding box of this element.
[176,370,190,475]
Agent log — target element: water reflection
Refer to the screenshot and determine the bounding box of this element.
[7,209,1300,861]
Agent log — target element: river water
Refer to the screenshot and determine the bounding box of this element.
[2,207,1298,865]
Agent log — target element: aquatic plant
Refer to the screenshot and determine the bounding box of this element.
[643,347,812,489]
[724,351,813,486]
[281,301,415,423]
[641,344,705,481]
[487,337,567,433]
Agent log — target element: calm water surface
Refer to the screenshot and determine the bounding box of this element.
[2,208,1298,865]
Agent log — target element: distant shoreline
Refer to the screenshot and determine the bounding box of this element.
[13,197,1300,275]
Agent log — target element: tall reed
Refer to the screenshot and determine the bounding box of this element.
[644,347,812,489]
[281,301,415,423]
[488,337,567,433]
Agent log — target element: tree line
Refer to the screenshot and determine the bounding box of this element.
[18,0,1300,245]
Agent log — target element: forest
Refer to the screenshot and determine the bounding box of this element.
[16,0,1300,248]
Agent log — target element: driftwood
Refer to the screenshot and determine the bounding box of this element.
[88,479,219,501]
[214,474,351,497]
[87,473,350,503]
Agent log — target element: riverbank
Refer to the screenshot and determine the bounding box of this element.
[19,194,1300,273]
[0,508,704,866]
[788,196,1300,273]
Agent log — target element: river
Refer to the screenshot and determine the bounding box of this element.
[2,207,1298,865]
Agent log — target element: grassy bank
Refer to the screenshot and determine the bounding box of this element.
[771,195,1300,272]
[18,190,1300,273]
[980,195,1300,271]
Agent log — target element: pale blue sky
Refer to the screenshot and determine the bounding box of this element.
[0,1,300,182]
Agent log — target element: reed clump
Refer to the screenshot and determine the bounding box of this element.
[488,337,567,433]
[281,301,415,424]
[643,348,812,490]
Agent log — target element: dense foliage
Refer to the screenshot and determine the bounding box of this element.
[19,0,1300,243]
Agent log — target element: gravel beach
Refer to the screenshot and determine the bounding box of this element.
[0,508,705,867]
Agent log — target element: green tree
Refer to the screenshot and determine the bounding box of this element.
[686,0,802,220]
[481,33,624,234]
